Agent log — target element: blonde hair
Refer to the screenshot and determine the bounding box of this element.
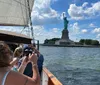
[14,47,23,57]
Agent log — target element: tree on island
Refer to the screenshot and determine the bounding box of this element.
[85,39,92,45]
[44,38,60,44]
[91,40,99,45]
[79,39,99,45]
[79,39,85,45]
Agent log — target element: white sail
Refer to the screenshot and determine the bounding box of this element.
[0,0,34,26]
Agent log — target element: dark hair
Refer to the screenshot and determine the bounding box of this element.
[0,41,13,67]
[23,47,32,56]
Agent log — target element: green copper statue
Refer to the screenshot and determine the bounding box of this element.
[63,13,69,29]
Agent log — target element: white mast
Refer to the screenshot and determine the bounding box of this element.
[27,0,34,42]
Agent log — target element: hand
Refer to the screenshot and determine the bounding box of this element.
[29,53,38,64]
[21,56,29,66]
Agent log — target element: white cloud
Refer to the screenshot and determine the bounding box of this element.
[89,23,96,28]
[0,26,38,37]
[92,1,100,11]
[31,0,60,25]
[0,27,22,33]
[52,28,59,33]
[68,1,100,20]
[96,34,100,38]
[33,26,61,43]
[81,29,88,33]
[72,22,80,34]
[82,2,88,7]
[68,4,84,20]
[69,24,73,27]
[92,28,100,33]
[68,22,81,42]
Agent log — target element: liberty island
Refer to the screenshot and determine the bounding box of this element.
[43,13,100,47]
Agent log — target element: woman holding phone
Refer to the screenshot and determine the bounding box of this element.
[0,41,40,85]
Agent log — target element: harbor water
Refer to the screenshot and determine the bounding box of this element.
[40,46,100,85]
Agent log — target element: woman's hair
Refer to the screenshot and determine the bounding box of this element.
[14,47,23,57]
[0,41,13,67]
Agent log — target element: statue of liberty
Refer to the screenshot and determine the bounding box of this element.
[63,13,69,29]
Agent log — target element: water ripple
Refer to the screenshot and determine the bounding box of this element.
[40,46,100,85]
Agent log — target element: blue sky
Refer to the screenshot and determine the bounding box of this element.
[0,0,100,43]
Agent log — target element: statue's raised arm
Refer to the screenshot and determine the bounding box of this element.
[63,13,69,29]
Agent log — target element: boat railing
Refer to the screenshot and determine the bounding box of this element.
[42,67,63,85]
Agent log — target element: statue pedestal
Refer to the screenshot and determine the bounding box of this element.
[61,29,69,40]
[55,29,74,45]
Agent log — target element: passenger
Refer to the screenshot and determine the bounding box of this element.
[21,45,33,77]
[37,54,44,76]
[32,44,44,76]
[0,41,40,85]
[18,44,44,77]
[10,47,23,68]
[10,46,24,72]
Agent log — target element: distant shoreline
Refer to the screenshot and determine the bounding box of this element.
[40,44,100,48]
